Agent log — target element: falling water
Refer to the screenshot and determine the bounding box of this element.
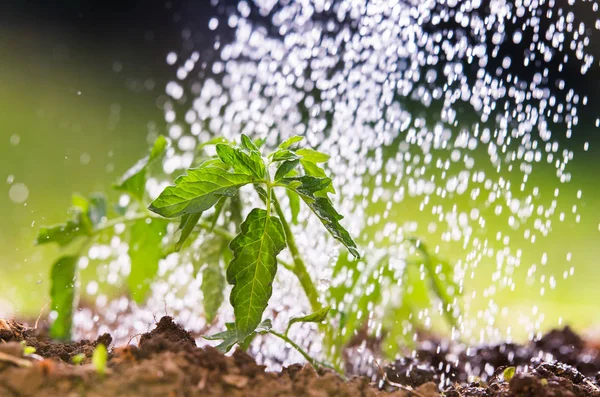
[74,0,599,376]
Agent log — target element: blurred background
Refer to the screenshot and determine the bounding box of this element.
[1,0,599,339]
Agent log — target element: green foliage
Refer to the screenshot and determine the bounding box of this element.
[114,135,168,201]
[37,131,459,375]
[148,163,256,217]
[127,218,168,304]
[325,240,461,362]
[49,256,79,340]
[286,306,331,335]
[197,236,227,323]
[503,366,516,381]
[36,194,107,247]
[92,344,108,376]
[227,209,286,341]
[71,353,86,365]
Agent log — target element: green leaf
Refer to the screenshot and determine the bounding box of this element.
[240,134,259,151]
[209,196,228,231]
[227,208,286,339]
[300,160,335,194]
[283,176,332,200]
[205,319,272,353]
[92,344,108,376]
[175,212,202,251]
[36,216,90,247]
[270,149,300,162]
[254,137,267,149]
[149,136,168,161]
[306,197,359,258]
[71,353,86,365]
[286,189,301,224]
[198,237,226,323]
[50,256,79,340]
[282,177,358,257]
[115,136,168,201]
[198,136,230,149]
[503,366,516,381]
[204,328,238,352]
[254,185,270,204]
[275,159,300,181]
[215,144,265,179]
[296,148,330,163]
[88,193,107,228]
[278,135,304,150]
[286,306,330,334]
[255,319,273,333]
[148,164,255,218]
[128,218,168,304]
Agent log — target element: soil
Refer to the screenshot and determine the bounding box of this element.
[0,317,599,396]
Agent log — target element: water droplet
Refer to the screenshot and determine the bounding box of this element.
[9,134,20,146]
[8,183,29,203]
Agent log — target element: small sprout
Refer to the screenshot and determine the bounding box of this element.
[540,378,549,386]
[71,353,86,365]
[20,341,36,356]
[92,344,108,375]
[503,366,516,381]
[23,346,36,356]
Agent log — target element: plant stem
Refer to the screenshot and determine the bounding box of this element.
[269,331,339,374]
[93,212,150,234]
[271,194,321,313]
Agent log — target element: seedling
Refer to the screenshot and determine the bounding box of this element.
[71,353,86,365]
[92,344,108,376]
[37,133,459,371]
[20,341,36,356]
[149,135,359,356]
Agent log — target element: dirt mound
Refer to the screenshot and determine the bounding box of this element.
[1,317,599,396]
[0,318,112,363]
[0,316,434,396]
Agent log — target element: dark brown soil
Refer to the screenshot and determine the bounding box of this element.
[383,325,600,396]
[0,317,599,396]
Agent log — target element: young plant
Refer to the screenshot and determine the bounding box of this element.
[92,343,108,376]
[148,135,360,353]
[36,136,169,340]
[37,134,359,362]
[37,132,459,371]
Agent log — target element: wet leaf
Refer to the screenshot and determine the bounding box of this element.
[115,136,168,201]
[175,212,202,251]
[278,135,303,150]
[199,237,226,323]
[282,176,358,257]
[49,255,79,340]
[87,193,107,228]
[305,197,359,258]
[209,196,228,230]
[205,319,272,353]
[148,164,255,218]
[286,189,301,224]
[227,209,286,339]
[128,218,168,304]
[204,328,237,352]
[274,159,300,181]
[300,160,335,194]
[36,216,90,247]
[296,148,330,163]
[287,307,330,334]
[270,149,300,162]
[216,144,265,179]
[240,134,259,151]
